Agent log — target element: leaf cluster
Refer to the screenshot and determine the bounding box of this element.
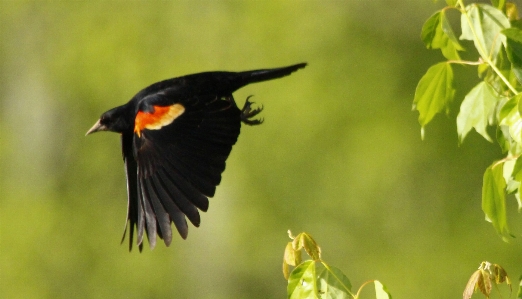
[463,261,511,299]
[415,0,522,240]
[283,231,391,299]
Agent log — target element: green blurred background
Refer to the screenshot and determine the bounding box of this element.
[1,1,521,298]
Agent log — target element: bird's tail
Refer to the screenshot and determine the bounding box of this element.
[241,63,307,84]
[229,63,307,91]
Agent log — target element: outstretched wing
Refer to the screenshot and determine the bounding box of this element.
[122,93,241,250]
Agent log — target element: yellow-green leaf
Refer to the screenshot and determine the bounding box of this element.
[422,11,442,48]
[317,263,352,299]
[460,4,510,60]
[284,241,303,280]
[511,155,522,181]
[413,62,455,130]
[482,162,512,241]
[499,95,518,122]
[456,82,498,142]
[503,28,522,70]
[302,234,321,261]
[285,241,302,267]
[292,233,321,261]
[374,280,392,299]
[499,95,522,145]
[421,11,463,60]
[288,261,318,299]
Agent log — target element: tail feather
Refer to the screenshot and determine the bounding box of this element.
[241,63,307,85]
[226,63,306,92]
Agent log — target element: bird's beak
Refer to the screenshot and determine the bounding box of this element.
[85,119,107,136]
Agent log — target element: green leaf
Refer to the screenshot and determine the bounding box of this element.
[500,95,522,145]
[317,264,352,299]
[284,241,302,280]
[288,261,318,299]
[511,155,522,181]
[478,62,489,78]
[511,156,522,211]
[421,11,463,60]
[441,11,463,49]
[482,162,512,241]
[460,4,510,60]
[413,62,455,130]
[456,82,498,142]
[503,28,522,67]
[292,232,321,261]
[374,280,392,299]
[285,241,302,267]
[513,67,522,85]
[496,125,512,153]
[499,95,518,121]
[503,158,517,189]
[422,11,441,48]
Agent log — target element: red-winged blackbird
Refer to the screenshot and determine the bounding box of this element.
[86,63,307,251]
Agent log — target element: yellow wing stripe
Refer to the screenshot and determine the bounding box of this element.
[134,104,185,137]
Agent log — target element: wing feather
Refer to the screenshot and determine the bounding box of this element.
[155,168,201,226]
[143,177,173,246]
[138,179,157,249]
[150,175,189,239]
[127,94,242,249]
[158,161,209,211]
[122,156,137,251]
[161,145,221,196]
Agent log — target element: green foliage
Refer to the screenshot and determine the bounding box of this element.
[413,62,455,136]
[317,265,352,299]
[415,0,522,240]
[421,11,463,60]
[482,162,512,241]
[288,261,318,299]
[460,4,510,61]
[284,232,391,299]
[457,82,497,142]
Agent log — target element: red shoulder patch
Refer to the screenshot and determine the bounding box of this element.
[134,104,185,137]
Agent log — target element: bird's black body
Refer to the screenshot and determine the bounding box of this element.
[87,63,306,251]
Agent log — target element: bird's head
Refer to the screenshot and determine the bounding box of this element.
[86,105,132,135]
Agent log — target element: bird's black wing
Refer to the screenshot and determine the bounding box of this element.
[123,91,241,250]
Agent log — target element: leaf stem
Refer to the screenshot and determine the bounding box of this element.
[446,59,483,65]
[354,280,375,299]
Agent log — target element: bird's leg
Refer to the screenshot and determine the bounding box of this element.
[240,95,263,125]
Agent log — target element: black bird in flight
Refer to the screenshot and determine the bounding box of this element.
[86,63,307,251]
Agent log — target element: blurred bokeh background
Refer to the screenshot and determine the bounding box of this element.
[1,1,521,298]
